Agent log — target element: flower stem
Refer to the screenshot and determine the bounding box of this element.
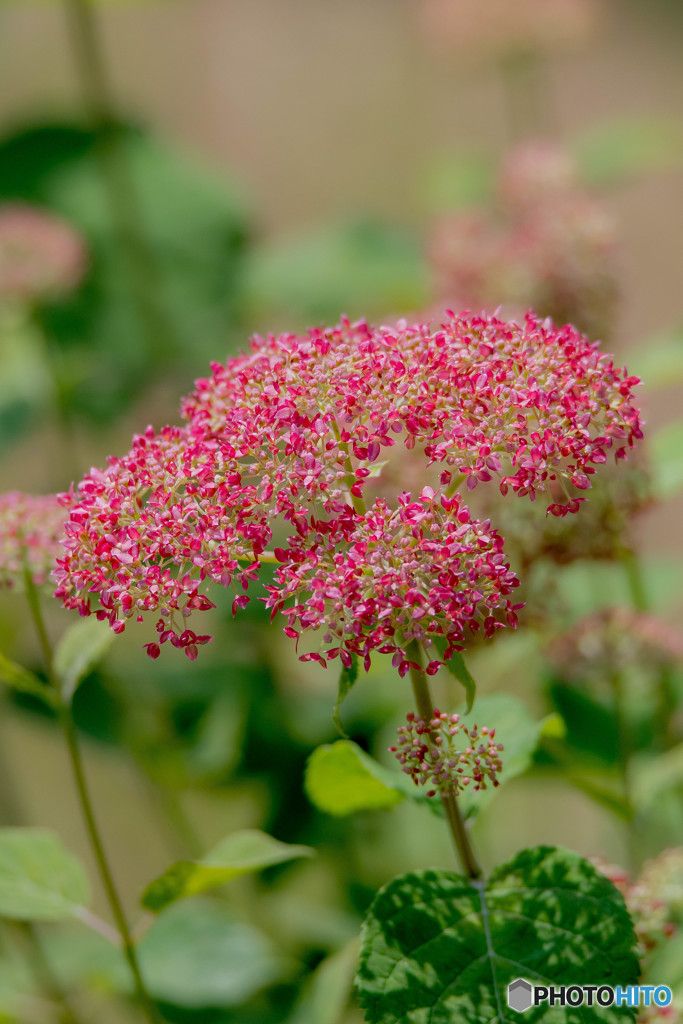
[63,0,179,363]
[405,640,481,879]
[23,576,162,1024]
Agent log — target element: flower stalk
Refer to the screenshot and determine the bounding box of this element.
[23,571,162,1024]
[405,640,481,879]
[63,0,178,363]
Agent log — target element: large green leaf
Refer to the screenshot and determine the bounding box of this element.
[141,830,313,912]
[0,829,90,921]
[54,617,114,703]
[357,846,639,1024]
[138,900,290,1008]
[304,741,405,817]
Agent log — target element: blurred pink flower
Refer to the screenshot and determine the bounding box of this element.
[0,203,87,302]
[428,141,618,339]
[547,607,683,683]
[597,850,683,962]
[0,492,68,588]
[56,312,641,665]
[419,0,602,57]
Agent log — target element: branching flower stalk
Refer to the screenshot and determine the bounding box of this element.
[22,569,162,1024]
[405,639,482,879]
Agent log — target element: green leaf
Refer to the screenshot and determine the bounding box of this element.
[632,746,683,812]
[421,150,496,211]
[442,651,477,714]
[305,741,405,816]
[138,900,291,1008]
[0,651,55,706]
[629,327,683,389]
[53,617,114,703]
[245,219,428,326]
[457,695,551,819]
[141,830,313,912]
[651,419,683,499]
[333,655,359,737]
[357,846,640,1024]
[574,116,683,187]
[0,829,90,921]
[547,680,620,764]
[567,775,632,820]
[39,924,130,995]
[288,937,360,1024]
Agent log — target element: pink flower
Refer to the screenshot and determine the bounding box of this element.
[0,204,87,301]
[0,492,68,588]
[56,311,641,665]
[264,491,519,672]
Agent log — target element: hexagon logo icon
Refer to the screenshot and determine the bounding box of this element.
[508,979,533,1012]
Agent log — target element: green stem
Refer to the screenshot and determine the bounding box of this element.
[13,921,84,1024]
[611,669,638,868]
[405,640,481,879]
[621,549,648,614]
[498,48,553,143]
[63,0,178,363]
[621,548,676,748]
[23,575,162,1024]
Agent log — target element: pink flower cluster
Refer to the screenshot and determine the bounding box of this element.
[0,204,87,302]
[597,849,682,959]
[266,491,518,673]
[390,709,504,796]
[0,492,68,588]
[55,312,641,667]
[429,142,618,340]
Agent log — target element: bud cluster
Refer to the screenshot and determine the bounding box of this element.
[389,709,504,796]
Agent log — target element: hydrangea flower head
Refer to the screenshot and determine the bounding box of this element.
[55,312,641,670]
[0,492,68,588]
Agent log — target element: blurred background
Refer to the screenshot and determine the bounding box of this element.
[1,1,683,1021]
